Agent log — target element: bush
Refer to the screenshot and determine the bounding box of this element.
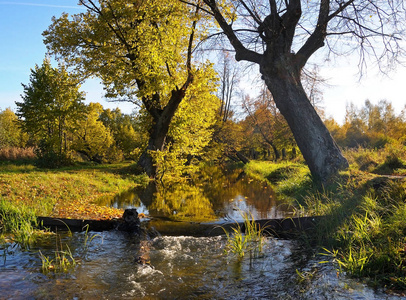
[35,149,73,169]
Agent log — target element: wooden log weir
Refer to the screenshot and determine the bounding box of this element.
[143,216,324,238]
[37,210,324,239]
[37,216,119,232]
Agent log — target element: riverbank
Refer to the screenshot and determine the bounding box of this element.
[244,148,406,293]
[0,161,147,245]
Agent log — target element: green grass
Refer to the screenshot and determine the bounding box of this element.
[244,148,406,292]
[0,161,147,219]
[0,198,39,249]
[244,160,313,203]
[317,183,406,290]
[0,161,147,246]
[39,243,76,274]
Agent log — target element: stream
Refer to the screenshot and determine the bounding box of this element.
[0,167,404,299]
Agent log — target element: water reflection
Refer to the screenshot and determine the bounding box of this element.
[98,166,294,222]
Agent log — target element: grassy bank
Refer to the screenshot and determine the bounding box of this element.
[0,161,147,245]
[244,146,406,292]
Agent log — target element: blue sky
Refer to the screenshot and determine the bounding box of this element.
[0,1,133,114]
[0,1,405,123]
[0,1,81,102]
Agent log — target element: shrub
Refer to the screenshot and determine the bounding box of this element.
[35,149,73,169]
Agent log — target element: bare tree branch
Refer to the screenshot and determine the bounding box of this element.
[203,0,262,63]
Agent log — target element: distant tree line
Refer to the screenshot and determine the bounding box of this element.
[2,66,405,177]
[325,100,406,149]
[213,98,406,163]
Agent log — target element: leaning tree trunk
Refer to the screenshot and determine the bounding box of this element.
[260,58,348,183]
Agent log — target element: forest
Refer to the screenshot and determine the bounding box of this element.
[1,0,406,297]
[2,87,406,176]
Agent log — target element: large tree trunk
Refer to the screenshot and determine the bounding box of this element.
[202,0,349,183]
[137,119,168,178]
[270,143,280,161]
[260,57,348,183]
[137,90,186,178]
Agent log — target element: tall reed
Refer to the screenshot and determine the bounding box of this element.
[39,236,76,274]
[223,210,268,259]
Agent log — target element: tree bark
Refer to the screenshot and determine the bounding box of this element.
[260,55,348,182]
[137,89,187,178]
[137,125,165,178]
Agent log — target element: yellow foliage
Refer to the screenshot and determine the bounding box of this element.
[44,0,208,103]
[72,102,114,160]
[151,64,221,180]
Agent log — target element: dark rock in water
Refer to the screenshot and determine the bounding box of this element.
[135,240,152,265]
[117,208,141,233]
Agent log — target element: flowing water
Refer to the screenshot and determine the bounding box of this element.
[1,232,402,299]
[1,167,404,299]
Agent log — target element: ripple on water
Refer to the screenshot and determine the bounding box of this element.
[1,231,404,299]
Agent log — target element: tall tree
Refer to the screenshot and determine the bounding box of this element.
[198,0,405,182]
[0,108,26,148]
[43,0,211,177]
[16,58,85,166]
[151,65,220,181]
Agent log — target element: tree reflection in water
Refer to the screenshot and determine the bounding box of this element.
[149,182,217,222]
[98,165,294,222]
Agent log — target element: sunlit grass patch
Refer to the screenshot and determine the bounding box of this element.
[244,160,312,201]
[317,180,406,290]
[0,161,145,219]
[344,143,406,175]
